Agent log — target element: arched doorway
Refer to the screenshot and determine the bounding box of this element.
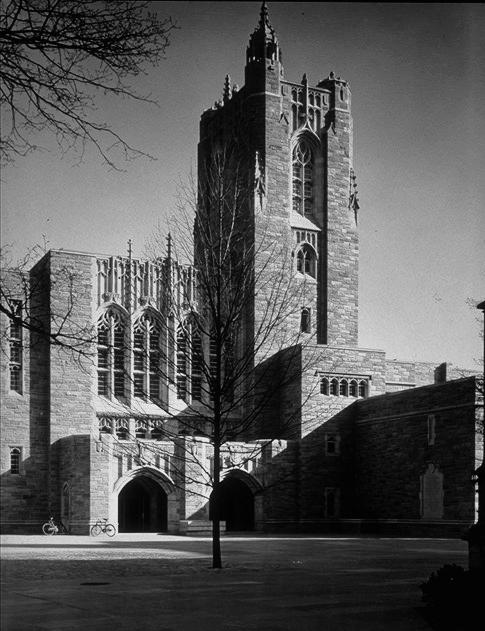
[118,476,167,533]
[217,476,255,531]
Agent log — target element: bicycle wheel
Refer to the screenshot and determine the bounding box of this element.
[105,524,116,537]
[90,524,102,536]
[42,522,56,535]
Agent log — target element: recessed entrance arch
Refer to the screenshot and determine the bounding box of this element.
[118,476,167,533]
[211,470,262,532]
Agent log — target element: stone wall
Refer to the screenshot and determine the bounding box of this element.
[47,251,96,526]
[0,265,50,532]
[353,377,479,534]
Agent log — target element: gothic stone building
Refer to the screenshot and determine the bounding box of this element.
[1,4,482,536]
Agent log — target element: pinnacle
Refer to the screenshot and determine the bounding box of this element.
[257,1,275,37]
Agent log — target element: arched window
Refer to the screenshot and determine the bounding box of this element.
[325,434,340,456]
[135,419,147,439]
[133,312,161,402]
[339,379,348,397]
[209,336,217,402]
[349,379,358,397]
[9,300,22,393]
[176,325,188,401]
[191,331,203,402]
[320,377,329,395]
[10,447,21,474]
[150,420,164,441]
[296,244,316,278]
[330,378,339,396]
[97,309,126,399]
[300,308,311,333]
[98,418,112,435]
[115,418,129,440]
[292,139,314,216]
[358,380,367,398]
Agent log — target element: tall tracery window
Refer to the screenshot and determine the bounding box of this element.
[176,325,188,401]
[296,244,316,278]
[133,312,161,401]
[292,139,314,216]
[97,309,126,399]
[209,337,217,402]
[9,300,23,393]
[191,332,203,402]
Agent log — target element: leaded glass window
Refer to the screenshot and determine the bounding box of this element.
[9,301,22,393]
[133,312,162,402]
[10,447,21,474]
[97,310,126,399]
[176,325,188,401]
[296,244,316,278]
[191,332,203,402]
[292,140,314,216]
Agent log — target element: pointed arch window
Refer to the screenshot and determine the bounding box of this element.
[97,309,126,399]
[349,379,358,397]
[296,244,316,278]
[176,324,188,401]
[9,300,23,393]
[358,380,367,398]
[300,308,311,334]
[10,447,22,474]
[320,377,329,395]
[115,418,129,440]
[191,331,203,402]
[133,312,162,402]
[292,139,314,216]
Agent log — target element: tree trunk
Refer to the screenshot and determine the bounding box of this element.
[212,512,222,569]
[212,438,222,568]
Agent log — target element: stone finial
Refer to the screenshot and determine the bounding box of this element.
[166,232,172,261]
[349,168,360,219]
[254,150,265,202]
[247,0,279,65]
[258,1,272,33]
[223,74,231,103]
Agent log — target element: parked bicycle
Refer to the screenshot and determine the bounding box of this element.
[42,517,68,535]
[90,517,116,537]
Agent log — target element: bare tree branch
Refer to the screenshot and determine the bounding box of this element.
[0,0,176,169]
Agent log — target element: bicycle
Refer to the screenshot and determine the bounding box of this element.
[42,517,68,535]
[90,517,116,537]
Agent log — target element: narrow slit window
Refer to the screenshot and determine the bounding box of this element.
[300,308,311,333]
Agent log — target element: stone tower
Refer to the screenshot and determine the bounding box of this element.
[198,2,359,355]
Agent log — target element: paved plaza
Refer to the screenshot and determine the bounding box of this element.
[1,534,468,630]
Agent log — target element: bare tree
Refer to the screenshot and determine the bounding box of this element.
[0,0,175,168]
[138,146,321,568]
